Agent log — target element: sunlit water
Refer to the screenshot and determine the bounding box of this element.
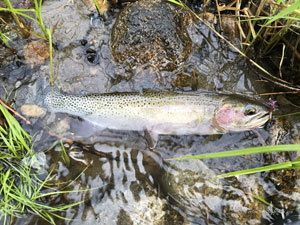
[1,0,300,224]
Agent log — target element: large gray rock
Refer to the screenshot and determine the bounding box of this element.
[111,0,192,72]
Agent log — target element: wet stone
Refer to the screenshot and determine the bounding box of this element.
[0,46,16,68]
[111,0,192,71]
[0,0,33,9]
[34,0,92,47]
[56,118,71,134]
[269,169,300,212]
[265,118,300,214]
[272,121,291,145]
[221,176,267,225]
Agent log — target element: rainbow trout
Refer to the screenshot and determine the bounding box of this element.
[44,88,269,146]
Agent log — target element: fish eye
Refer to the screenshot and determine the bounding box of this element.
[243,105,257,116]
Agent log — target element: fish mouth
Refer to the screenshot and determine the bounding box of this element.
[248,111,270,128]
[221,111,270,132]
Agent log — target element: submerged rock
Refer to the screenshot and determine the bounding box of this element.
[111,0,192,71]
[160,160,223,224]
[36,0,91,47]
[161,159,267,224]
[42,143,185,225]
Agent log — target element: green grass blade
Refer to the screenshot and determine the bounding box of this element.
[3,0,23,30]
[0,8,36,13]
[34,0,48,38]
[0,8,39,24]
[46,28,54,86]
[92,0,104,16]
[217,161,292,178]
[168,0,185,7]
[0,97,88,224]
[165,144,300,160]
[251,193,274,207]
[59,140,70,165]
[0,30,11,48]
[265,1,300,26]
[292,160,300,169]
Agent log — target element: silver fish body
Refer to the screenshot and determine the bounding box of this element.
[44,89,269,137]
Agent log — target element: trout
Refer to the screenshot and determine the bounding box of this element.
[44,88,269,146]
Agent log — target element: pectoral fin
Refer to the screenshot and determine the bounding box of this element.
[144,129,159,150]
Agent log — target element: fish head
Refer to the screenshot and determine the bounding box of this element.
[212,98,270,133]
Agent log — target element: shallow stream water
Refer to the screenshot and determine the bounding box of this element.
[1,0,300,224]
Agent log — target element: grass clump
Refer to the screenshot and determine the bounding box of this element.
[0,0,54,85]
[244,0,300,54]
[0,31,11,48]
[1,0,48,40]
[168,0,300,92]
[169,0,300,56]
[0,103,81,224]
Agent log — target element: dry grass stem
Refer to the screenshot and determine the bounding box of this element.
[279,43,285,78]
[0,98,31,125]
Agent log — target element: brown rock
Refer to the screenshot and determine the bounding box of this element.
[83,0,110,13]
[24,40,50,67]
[111,0,192,71]
[221,15,240,39]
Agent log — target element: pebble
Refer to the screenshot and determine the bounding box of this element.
[21,104,46,117]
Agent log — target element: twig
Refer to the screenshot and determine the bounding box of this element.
[256,91,300,96]
[0,16,47,41]
[0,98,31,125]
[251,68,300,91]
[279,43,285,78]
[215,0,223,30]
[282,37,300,60]
[235,0,246,39]
[48,130,73,145]
[1,83,8,96]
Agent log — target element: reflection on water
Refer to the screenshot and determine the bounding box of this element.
[1,0,300,224]
[10,119,298,225]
